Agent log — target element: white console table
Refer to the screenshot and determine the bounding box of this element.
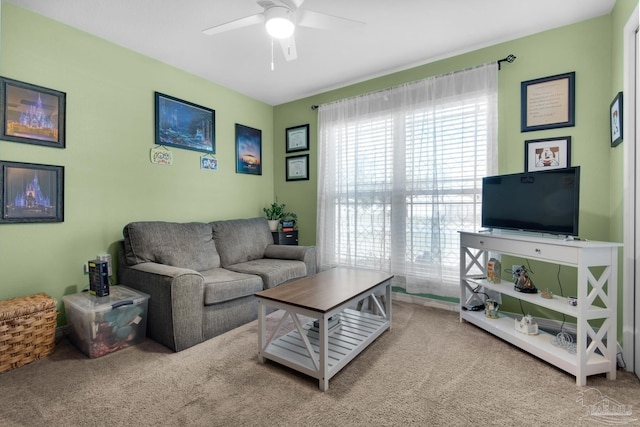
[459,231,621,386]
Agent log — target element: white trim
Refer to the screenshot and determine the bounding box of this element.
[391,292,458,312]
[622,4,639,373]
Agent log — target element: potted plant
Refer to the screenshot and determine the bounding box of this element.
[263,202,296,231]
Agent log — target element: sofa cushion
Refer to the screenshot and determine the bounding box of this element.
[123,221,220,271]
[200,268,263,305]
[211,218,274,267]
[226,259,307,289]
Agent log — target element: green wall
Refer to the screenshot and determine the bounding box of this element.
[273,2,638,336]
[275,15,620,244]
[1,1,637,334]
[0,4,275,314]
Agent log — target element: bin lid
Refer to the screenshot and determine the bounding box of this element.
[62,285,149,314]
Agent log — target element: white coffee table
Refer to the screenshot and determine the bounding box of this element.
[256,267,393,391]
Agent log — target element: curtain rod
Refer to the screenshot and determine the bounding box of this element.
[311,54,516,110]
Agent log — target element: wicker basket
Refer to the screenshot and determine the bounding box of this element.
[0,293,57,374]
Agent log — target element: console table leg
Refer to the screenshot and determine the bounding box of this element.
[257,301,266,364]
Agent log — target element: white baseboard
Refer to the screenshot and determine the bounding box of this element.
[392,291,458,312]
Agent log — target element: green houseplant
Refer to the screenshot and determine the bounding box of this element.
[263,202,297,231]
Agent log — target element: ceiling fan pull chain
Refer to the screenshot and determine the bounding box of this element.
[271,38,275,71]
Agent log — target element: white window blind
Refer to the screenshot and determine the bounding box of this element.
[317,63,498,298]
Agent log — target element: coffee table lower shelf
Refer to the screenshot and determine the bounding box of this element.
[260,308,389,390]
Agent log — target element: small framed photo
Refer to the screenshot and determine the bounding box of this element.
[0,77,66,148]
[236,124,262,175]
[521,72,575,132]
[155,92,215,154]
[0,160,64,224]
[200,156,217,171]
[286,124,309,152]
[610,92,623,147]
[524,136,571,172]
[286,154,309,181]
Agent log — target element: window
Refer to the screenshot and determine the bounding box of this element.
[317,63,497,298]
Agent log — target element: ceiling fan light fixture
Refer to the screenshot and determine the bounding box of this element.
[265,6,295,39]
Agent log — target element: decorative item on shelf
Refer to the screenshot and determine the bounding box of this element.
[540,288,553,299]
[568,296,577,306]
[513,265,538,294]
[280,219,296,232]
[552,331,577,354]
[487,258,502,284]
[263,201,297,231]
[515,314,539,335]
[484,299,500,319]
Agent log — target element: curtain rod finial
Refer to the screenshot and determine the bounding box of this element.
[497,54,516,70]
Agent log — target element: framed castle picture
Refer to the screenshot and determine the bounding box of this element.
[0,77,66,148]
[155,92,215,154]
[0,160,64,223]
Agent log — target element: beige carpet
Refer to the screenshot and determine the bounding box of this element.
[1,301,639,427]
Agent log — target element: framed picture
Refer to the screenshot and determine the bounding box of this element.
[286,124,309,152]
[0,77,66,148]
[610,92,623,147]
[155,92,215,154]
[0,161,64,223]
[200,155,217,171]
[524,136,571,172]
[286,154,309,181]
[236,124,262,175]
[521,72,575,132]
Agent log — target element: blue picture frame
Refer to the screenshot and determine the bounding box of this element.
[155,92,215,154]
[235,123,262,175]
[521,72,575,132]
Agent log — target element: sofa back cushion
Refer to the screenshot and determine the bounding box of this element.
[123,221,220,271]
[211,218,273,267]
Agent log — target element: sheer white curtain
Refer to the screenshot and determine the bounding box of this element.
[317,63,498,298]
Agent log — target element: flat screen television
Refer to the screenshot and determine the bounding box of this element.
[481,167,580,236]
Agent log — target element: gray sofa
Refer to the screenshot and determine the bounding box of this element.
[117,217,316,352]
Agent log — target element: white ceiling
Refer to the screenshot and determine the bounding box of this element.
[6,0,615,106]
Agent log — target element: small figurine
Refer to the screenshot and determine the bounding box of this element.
[540,288,553,299]
[513,265,538,293]
[484,299,500,319]
[515,314,539,335]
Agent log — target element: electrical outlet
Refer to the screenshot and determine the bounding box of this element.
[83,263,89,274]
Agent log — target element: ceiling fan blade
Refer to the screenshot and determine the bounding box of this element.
[280,0,305,10]
[279,36,298,61]
[202,13,264,36]
[297,10,365,31]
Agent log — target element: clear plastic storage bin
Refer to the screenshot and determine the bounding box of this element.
[62,286,149,358]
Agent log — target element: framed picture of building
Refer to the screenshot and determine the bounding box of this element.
[0,161,64,223]
[155,92,215,154]
[0,77,66,148]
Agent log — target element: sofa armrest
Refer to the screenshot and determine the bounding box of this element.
[264,244,317,276]
[119,262,205,352]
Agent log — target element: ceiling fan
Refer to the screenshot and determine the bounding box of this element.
[202,0,364,62]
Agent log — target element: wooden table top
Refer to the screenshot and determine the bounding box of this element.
[255,267,393,313]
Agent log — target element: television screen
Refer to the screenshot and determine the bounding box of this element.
[481,167,580,236]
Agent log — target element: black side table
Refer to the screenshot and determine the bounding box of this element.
[272,231,298,245]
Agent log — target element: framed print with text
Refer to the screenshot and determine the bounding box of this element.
[0,77,66,148]
[286,154,309,181]
[0,160,64,223]
[286,124,309,152]
[236,123,262,175]
[524,136,571,172]
[521,72,575,132]
[610,92,623,147]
